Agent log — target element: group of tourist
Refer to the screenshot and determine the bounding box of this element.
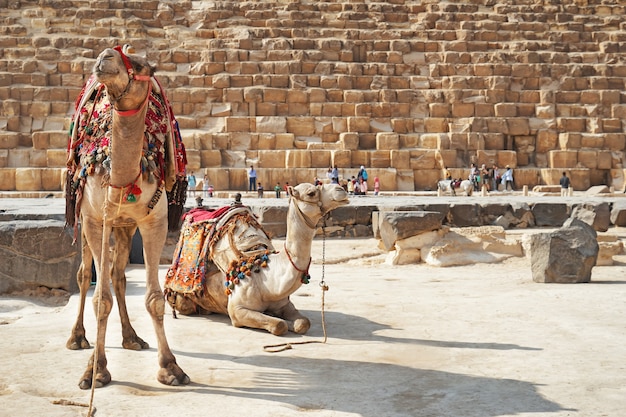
[463,163,515,192]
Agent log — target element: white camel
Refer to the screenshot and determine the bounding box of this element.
[165,183,349,335]
[69,46,189,389]
[437,179,473,196]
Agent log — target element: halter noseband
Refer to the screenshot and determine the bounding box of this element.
[289,186,324,230]
[110,45,151,105]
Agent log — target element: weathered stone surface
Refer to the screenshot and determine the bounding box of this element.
[447,203,483,227]
[378,211,443,251]
[597,235,624,266]
[570,202,610,232]
[421,226,520,267]
[610,201,626,227]
[528,218,598,283]
[531,202,570,227]
[0,219,80,293]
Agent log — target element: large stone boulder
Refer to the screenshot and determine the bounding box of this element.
[570,202,610,232]
[0,219,80,293]
[378,211,443,251]
[527,218,598,283]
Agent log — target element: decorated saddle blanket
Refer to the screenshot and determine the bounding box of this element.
[64,74,188,234]
[164,205,275,298]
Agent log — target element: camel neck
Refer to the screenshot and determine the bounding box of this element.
[108,102,148,187]
[283,198,317,268]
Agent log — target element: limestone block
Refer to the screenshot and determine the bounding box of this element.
[496,151,517,169]
[185,150,202,172]
[395,169,415,191]
[274,133,294,149]
[310,150,331,168]
[221,150,246,168]
[605,133,626,151]
[528,218,598,283]
[0,219,79,293]
[414,169,441,191]
[256,116,286,133]
[419,133,441,149]
[596,237,624,266]
[577,150,598,169]
[41,168,63,191]
[409,150,436,169]
[424,117,447,132]
[390,150,410,169]
[558,132,581,150]
[376,133,399,150]
[258,150,286,168]
[370,150,391,168]
[395,229,444,250]
[508,119,530,136]
[548,150,577,168]
[368,169,397,193]
[200,150,222,167]
[436,150,457,170]
[351,150,370,168]
[385,248,421,265]
[580,134,604,149]
[610,201,626,226]
[0,150,7,168]
[378,211,443,251]
[15,168,41,191]
[285,150,311,168]
[331,150,351,168]
[340,132,359,150]
[597,150,612,170]
[0,168,16,190]
[537,129,559,152]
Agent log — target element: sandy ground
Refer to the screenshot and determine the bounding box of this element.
[1,237,626,417]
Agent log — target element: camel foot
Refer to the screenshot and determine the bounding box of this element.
[66,334,91,350]
[122,335,149,351]
[270,320,289,336]
[157,363,190,386]
[78,368,111,390]
[293,318,311,335]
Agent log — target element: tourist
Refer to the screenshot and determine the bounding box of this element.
[560,171,571,196]
[347,177,355,195]
[357,165,368,187]
[331,165,339,184]
[248,165,257,192]
[374,177,380,195]
[203,174,209,198]
[501,165,515,191]
[469,163,479,191]
[187,171,196,197]
[257,182,264,198]
[490,164,500,191]
[207,184,214,198]
[360,178,368,195]
[480,164,490,191]
[274,182,282,198]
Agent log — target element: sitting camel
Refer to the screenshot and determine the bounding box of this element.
[165,183,349,335]
[65,46,189,389]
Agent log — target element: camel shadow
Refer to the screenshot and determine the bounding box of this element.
[152,352,569,417]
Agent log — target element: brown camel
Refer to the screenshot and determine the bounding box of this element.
[70,46,189,389]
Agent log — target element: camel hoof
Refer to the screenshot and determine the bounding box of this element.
[157,364,190,386]
[293,318,311,335]
[66,335,91,350]
[79,370,111,390]
[270,320,289,336]
[122,336,149,351]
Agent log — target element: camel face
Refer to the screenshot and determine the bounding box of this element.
[93,47,154,107]
[290,182,349,218]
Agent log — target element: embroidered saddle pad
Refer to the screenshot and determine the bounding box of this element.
[164,205,275,298]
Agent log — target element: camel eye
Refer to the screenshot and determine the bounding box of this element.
[307,191,316,197]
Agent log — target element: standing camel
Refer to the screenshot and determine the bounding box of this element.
[165,183,349,335]
[68,46,189,389]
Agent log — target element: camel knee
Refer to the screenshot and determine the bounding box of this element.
[146,291,166,319]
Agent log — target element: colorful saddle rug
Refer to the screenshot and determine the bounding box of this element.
[164,204,275,304]
[65,74,188,234]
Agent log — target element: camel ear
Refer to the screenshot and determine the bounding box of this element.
[287,186,297,197]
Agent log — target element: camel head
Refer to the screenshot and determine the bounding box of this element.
[288,183,349,226]
[93,45,155,111]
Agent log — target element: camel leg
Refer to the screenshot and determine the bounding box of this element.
[66,233,93,350]
[274,299,311,335]
[138,218,189,386]
[79,217,114,390]
[111,226,149,350]
[228,303,289,336]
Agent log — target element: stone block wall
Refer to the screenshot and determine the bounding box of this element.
[1,0,626,193]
